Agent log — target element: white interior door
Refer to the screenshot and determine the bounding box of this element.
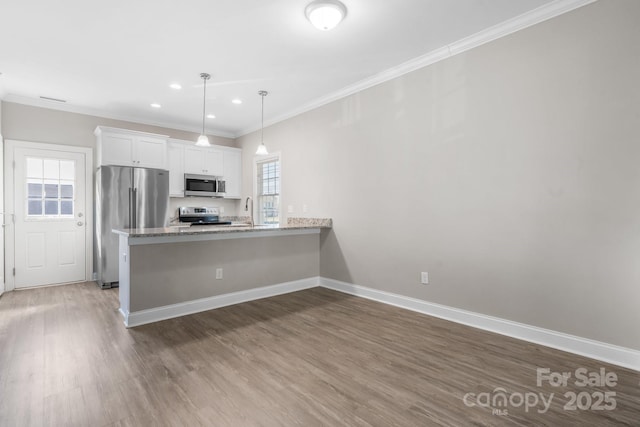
[13,147,87,288]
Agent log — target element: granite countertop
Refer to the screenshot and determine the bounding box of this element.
[113,218,332,238]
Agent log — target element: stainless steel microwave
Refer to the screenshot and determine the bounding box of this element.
[184,174,226,198]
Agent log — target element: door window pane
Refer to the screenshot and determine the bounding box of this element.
[44,200,59,215]
[25,158,76,218]
[60,184,73,199]
[28,183,43,198]
[28,200,43,215]
[59,161,75,180]
[44,183,59,198]
[44,159,60,179]
[61,201,74,215]
[26,158,43,178]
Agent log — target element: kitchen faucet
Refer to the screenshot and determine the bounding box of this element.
[245,196,254,227]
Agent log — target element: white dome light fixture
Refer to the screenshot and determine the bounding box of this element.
[305,0,347,31]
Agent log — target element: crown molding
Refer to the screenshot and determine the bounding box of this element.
[2,0,597,140]
[1,93,236,139]
[237,0,597,137]
[448,0,597,55]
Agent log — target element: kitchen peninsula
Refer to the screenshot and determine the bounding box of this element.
[113,219,332,327]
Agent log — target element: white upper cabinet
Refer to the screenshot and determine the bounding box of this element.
[95,127,168,169]
[135,136,167,169]
[99,132,134,166]
[168,142,185,197]
[184,146,223,176]
[167,139,242,198]
[221,148,242,199]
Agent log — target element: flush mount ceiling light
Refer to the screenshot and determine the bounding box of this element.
[150,103,161,108]
[207,114,216,119]
[196,73,211,147]
[169,83,182,90]
[232,98,243,105]
[255,90,269,155]
[305,0,347,31]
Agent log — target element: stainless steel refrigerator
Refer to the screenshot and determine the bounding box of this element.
[95,165,169,288]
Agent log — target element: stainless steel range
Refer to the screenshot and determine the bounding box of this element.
[178,206,231,225]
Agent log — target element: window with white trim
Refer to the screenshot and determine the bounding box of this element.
[26,157,75,218]
[256,155,280,225]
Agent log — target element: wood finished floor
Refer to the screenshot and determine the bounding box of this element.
[0,283,638,426]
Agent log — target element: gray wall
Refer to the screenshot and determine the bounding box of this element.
[1,101,241,215]
[130,234,320,311]
[236,0,640,351]
[1,102,236,149]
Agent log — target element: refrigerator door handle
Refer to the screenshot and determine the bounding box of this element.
[131,188,138,229]
[128,188,134,229]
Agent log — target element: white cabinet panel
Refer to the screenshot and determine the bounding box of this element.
[222,149,242,199]
[204,150,223,176]
[135,136,167,169]
[101,133,134,166]
[184,146,223,175]
[168,142,185,197]
[95,127,168,169]
[184,147,204,175]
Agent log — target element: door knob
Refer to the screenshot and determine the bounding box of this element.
[78,213,84,218]
[77,221,84,226]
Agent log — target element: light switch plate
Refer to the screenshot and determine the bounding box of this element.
[421,272,429,284]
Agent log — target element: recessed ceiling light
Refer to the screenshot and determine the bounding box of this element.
[207,114,216,119]
[169,83,182,90]
[305,0,347,31]
[232,99,242,105]
[150,103,161,108]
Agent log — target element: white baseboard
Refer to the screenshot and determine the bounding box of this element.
[119,274,639,371]
[319,278,640,372]
[124,277,320,328]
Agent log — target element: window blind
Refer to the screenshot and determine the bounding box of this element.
[256,158,280,224]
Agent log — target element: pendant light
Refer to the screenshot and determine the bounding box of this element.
[196,72,211,146]
[256,90,269,155]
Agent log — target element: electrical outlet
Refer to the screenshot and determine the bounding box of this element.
[288,205,294,213]
[420,272,429,284]
[216,268,223,280]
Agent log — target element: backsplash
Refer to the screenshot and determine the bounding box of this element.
[222,216,251,223]
[287,217,333,227]
[168,197,240,222]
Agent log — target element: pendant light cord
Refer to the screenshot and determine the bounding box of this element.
[258,90,268,145]
[202,76,207,136]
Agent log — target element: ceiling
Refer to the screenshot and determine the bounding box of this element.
[0,0,570,138]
